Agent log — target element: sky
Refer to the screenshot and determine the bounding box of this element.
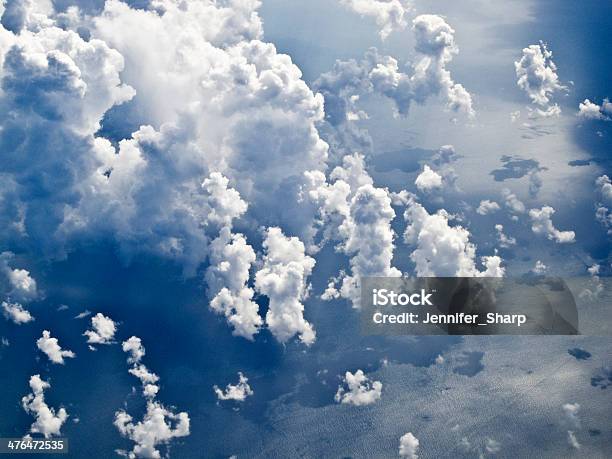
[0,0,611,458]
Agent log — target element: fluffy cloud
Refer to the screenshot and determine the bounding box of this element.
[213,372,253,402]
[21,374,68,438]
[501,188,525,215]
[255,227,316,345]
[339,0,412,40]
[36,330,75,364]
[116,335,190,457]
[578,98,612,121]
[0,252,38,301]
[399,432,419,458]
[532,260,547,274]
[122,336,145,364]
[494,224,516,248]
[303,153,401,308]
[562,403,581,450]
[528,206,575,243]
[115,401,190,459]
[596,175,612,203]
[515,42,565,107]
[83,313,116,345]
[476,200,500,215]
[335,369,382,406]
[404,200,504,277]
[2,300,34,324]
[0,0,329,275]
[415,165,442,192]
[314,14,474,137]
[203,173,261,340]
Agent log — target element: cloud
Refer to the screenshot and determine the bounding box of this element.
[0,252,38,302]
[339,0,412,40]
[476,200,500,215]
[74,310,91,319]
[0,0,329,275]
[578,98,612,121]
[515,42,565,107]
[567,431,581,450]
[314,14,474,135]
[404,199,504,277]
[36,330,75,364]
[21,374,68,438]
[255,227,316,345]
[501,188,526,215]
[2,300,34,324]
[494,224,516,248]
[213,372,253,402]
[532,260,547,274]
[114,401,190,459]
[304,154,401,307]
[415,165,442,192]
[335,369,382,406]
[596,175,612,203]
[528,206,575,243]
[83,312,117,345]
[399,432,419,458]
[122,336,145,364]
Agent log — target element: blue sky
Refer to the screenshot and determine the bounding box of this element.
[0,0,611,457]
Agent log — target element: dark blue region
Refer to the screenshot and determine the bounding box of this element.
[568,347,592,360]
[0,242,460,458]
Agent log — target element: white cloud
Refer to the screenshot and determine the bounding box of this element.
[213,372,253,402]
[562,402,581,429]
[404,200,504,277]
[476,200,500,215]
[399,432,419,458]
[494,224,516,248]
[515,42,565,107]
[314,14,474,134]
[528,206,575,243]
[415,165,442,192]
[83,312,117,345]
[501,188,525,215]
[567,431,581,450]
[335,369,382,406]
[532,260,547,274]
[0,252,38,302]
[339,0,412,40]
[36,330,75,364]
[2,300,34,324]
[596,175,612,204]
[74,310,91,319]
[122,336,145,364]
[21,374,68,438]
[115,401,190,459]
[304,153,401,308]
[255,227,316,345]
[578,98,612,121]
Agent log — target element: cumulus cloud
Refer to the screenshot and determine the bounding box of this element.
[528,206,575,243]
[335,369,382,406]
[0,0,329,275]
[0,252,38,302]
[115,401,190,459]
[404,199,504,277]
[22,374,68,438]
[532,260,547,274]
[83,313,116,345]
[36,330,75,364]
[399,432,419,458]
[596,175,612,203]
[515,42,565,109]
[2,300,34,324]
[578,98,612,121]
[494,224,516,248]
[116,334,190,457]
[255,227,316,345]
[303,153,401,308]
[314,14,474,138]
[122,336,145,364]
[476,200,500,215]
[213,372,253,402]
[415,165,442,192]
[339,0,412,40]
[562,403,581,449]
[501,188,526,215]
